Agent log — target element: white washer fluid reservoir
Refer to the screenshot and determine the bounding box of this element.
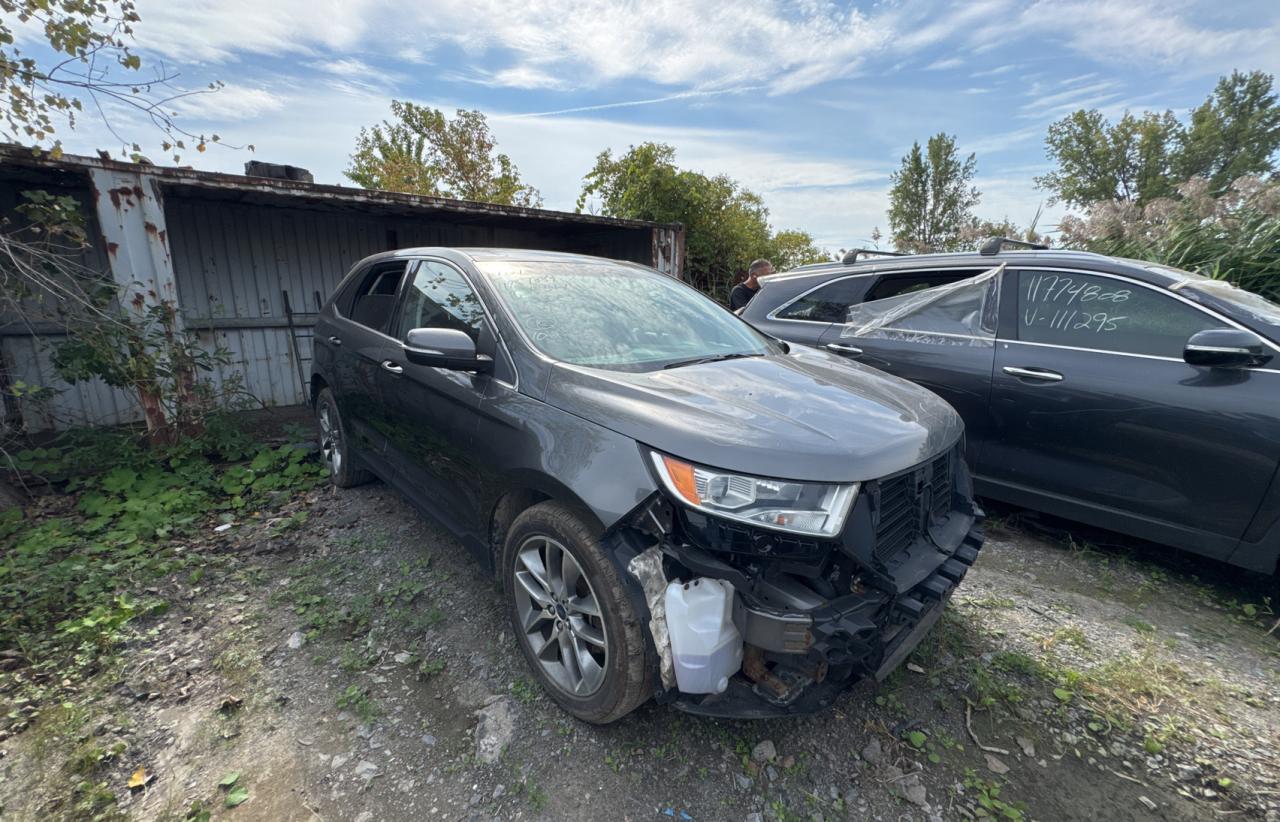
[664,578,744,694]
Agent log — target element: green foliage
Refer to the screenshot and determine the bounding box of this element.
[336,684,378,721]
[0,0,229,160]
[1059,175,1280,301]
[963,770,1026,820]
[1039,71,1280,208]
[1178,71,1280,193]
[1037,109,1182,207]
[887,133,981,252]
[345,102,541,207]
[577,142,825,301]
[0,436,326,672]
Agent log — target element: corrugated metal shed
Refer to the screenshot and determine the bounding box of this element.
[0,146,685,431]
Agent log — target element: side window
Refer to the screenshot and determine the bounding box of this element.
[1015,270,1225,357]
[777,277,867,322]
[395,260,486,342]
[338,261,408,333]
[865,269,986,301]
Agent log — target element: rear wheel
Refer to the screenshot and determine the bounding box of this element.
[315,387,373,488]
[502,501,652,723]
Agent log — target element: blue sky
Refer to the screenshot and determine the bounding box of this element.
[30,0,1280,252]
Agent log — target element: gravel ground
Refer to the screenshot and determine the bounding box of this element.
[2,480,1278,822]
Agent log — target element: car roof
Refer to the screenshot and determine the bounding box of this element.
[349,246,654,274]
[761,249,1183,289]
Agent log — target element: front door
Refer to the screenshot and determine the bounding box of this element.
[985,267,1279,557]
[377,259,491,538]
[818,267,1001,471]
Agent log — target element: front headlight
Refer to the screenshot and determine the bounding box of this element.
[650,452,857,538]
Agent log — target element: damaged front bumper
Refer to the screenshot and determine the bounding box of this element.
[612,441,984,718]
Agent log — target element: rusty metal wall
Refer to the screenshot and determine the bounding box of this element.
[165,196,662,408]
[1,162,684,431]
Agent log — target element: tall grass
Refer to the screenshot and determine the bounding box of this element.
[1059,176,1280,301]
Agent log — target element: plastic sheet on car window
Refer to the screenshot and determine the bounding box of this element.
[1166,272,1280,329]
[840,263,1005,346]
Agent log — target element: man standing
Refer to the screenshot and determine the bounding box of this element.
[730,259,773,311]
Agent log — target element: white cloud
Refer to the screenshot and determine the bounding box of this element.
[925,57,965,71]
[168,84,287,121]
[133,0,895,95]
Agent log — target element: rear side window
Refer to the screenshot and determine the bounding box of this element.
[1014,270,1225,357]
[336,261,408,333]
[394,260,487,342]
[865,269,986,301]
[777,277,868,322]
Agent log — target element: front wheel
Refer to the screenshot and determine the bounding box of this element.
[502,501,653,723]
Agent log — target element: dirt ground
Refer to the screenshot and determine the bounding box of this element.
[2,477,1278,822]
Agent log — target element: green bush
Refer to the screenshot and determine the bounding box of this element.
[1060,175,1280,301]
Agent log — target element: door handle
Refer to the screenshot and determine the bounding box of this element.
[380,360,404,375]
[1002,366,1063,382]
[825,343,863,356]
[327,335,342,346]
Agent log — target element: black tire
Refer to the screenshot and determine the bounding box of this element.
[315,387,374,488]
[501,501,653,724]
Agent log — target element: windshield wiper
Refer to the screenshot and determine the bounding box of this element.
[662,352,761,370]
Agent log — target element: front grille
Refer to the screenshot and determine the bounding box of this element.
[872,447,956,562]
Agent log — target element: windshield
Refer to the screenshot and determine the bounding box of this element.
[479,260,776,371]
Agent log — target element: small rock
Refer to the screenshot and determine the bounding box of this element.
[421,734,438,747]
[745,814,764,822]
[393,651,411,664]
[1176,764,1203,783]
[331,753,350,769]
[1138,796,1157,811]
[354,760,378,780]
[766,765,779,780]
[492,784,506,799]
[475,697,516,765]
[1016,736,1036,757]
[214,523,233,533]
[354,813,374,822]
[752,739,777,763]
[861,738,883,764]
[286,631,305,650]
[905,784,929,808]
[734,773,753,790]
[780,755,795,770]
[985,754,1010,775]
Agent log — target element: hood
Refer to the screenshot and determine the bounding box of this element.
[542,346,963,483]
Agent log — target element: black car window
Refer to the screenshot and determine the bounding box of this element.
[1014,270,1226,357]
[865,269,986,301]
[395,260,486,342]
[776,277,867,322]
[338,261,408,333]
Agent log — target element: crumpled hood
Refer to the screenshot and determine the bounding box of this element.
[543,346,963,482]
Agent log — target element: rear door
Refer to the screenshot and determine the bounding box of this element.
[818,267,999,469]
[986,267,1278,556]
[752,275,872,346]
[315,260,409,476]
[376,259,495,539]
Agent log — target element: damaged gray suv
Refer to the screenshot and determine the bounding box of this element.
[311,248,983,722]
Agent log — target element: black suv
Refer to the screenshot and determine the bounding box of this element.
[742,242,1280,575]
[311,248,983,722]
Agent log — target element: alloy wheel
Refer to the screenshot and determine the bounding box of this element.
[512,535,609,696]
[318,401,343,476]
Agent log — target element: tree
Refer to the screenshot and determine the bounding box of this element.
[345,102,541,207]
[578,143,781,299]
[768,229,832,269]
[887,133,980,252]
[2,0,242,445]
[1036,110,1182,208]
[1,0,232,160]
[1178,70,1280,193]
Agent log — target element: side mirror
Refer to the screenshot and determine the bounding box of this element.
[1183,328,1271,369]
[403,327,493,372]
